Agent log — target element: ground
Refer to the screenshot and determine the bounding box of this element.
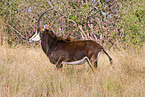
[0,45,145,97]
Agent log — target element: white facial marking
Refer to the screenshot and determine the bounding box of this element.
[29,31,40,42]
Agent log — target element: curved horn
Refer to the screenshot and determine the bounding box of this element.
[37,8,54,33]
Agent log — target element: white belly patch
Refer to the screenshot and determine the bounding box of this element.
[61,56,95,72]
[61,57,88,65]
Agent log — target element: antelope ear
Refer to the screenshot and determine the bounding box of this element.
[44,24,50,30]
[39,28,45,32]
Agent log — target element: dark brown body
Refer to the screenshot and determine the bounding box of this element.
[29,9,112,71]
[40,28,112,69]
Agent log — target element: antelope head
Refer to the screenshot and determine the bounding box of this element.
[29,28,46,43]
[29,24,50,43]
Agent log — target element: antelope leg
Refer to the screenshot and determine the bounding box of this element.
[85,57,95,73]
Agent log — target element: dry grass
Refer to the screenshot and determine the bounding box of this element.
[0,45,145,97]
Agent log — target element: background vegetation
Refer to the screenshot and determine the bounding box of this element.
[1,0,144,47]
[0,0,145,96]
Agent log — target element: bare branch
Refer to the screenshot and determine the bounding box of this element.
[88,24,98,41]
[47,1,54,8]
[78,25,87,39]
[8,24,26,39]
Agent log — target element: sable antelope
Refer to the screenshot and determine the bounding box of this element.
[29,9,112,72]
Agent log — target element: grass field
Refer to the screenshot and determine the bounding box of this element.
[0,45,145,97]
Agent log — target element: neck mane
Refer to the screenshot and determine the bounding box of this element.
[40,29,72,56]
[40,29,57,56]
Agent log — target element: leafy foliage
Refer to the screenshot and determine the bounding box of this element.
[119,0,145,47]
[0,0,144,48]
